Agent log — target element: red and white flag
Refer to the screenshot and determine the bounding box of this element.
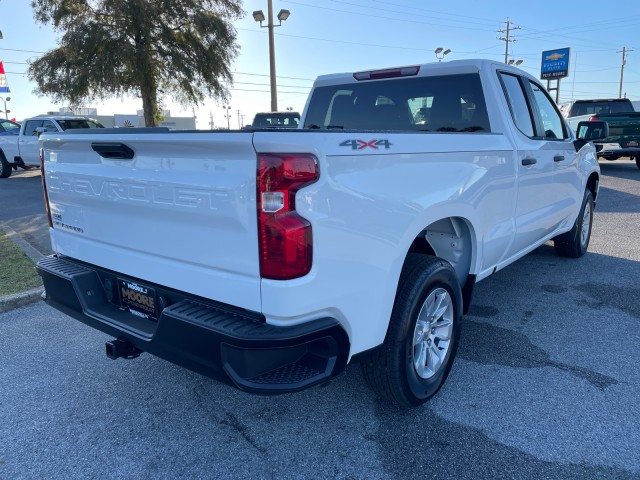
[0,62,11,93]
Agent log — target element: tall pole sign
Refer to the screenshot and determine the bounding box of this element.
[541,48,570,104]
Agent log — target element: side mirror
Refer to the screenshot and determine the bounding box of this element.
[35,126,46,137]
[574,120,609,151]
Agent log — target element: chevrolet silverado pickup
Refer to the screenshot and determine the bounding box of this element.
[0,115,103,178]
[36,60,606,407]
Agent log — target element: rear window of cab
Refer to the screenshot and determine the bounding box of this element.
[304,73,490,133]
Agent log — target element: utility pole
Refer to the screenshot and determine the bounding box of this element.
[498,17,521,64]
[236,109,241,129]
[618,47,633,98]
[208,112,214,130]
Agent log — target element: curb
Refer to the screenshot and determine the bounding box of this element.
[0,223,46,313]
[0,286,45,314]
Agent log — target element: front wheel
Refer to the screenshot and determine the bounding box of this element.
[361,254,462,407]
[554,189,594,258]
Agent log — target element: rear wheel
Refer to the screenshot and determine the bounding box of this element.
[0,154,12,178]
[361,254,462,407]
[554,189,594,258]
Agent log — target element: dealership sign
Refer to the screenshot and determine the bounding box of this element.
[541,48,570,79]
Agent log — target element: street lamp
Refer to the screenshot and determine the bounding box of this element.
[253,1,291,112]
[508,59,524,66]
[1,96,10,118]
[223,106,232,130]
[434,47,451,62]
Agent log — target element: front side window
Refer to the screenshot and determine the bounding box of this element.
[529,81,566,140]
[304,73,491,133]
[499,73,534,137]
[24,120,43,136]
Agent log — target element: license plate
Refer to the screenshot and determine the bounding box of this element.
[118,279,158,320]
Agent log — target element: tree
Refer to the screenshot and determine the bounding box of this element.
[28,0,244,126]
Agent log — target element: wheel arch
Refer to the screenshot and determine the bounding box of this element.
[403,215,478,315]
[407,216,475,286]
[586,172,599,202]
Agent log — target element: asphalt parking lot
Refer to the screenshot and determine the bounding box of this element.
[1,161,639,479]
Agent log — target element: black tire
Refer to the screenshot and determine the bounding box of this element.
[554,189,594,258]
[0,153,12,178]
[361,254,462,407]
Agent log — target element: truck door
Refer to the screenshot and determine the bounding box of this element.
[525,80,582,226]
[19,119,57,164]
[500,72,576,256]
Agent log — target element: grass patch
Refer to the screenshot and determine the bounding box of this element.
[0,230,42,296]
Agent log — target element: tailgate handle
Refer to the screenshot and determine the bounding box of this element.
[521,157,537,166]
[91,142,135,160]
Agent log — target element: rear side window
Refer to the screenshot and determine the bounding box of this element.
[57,119,104,130]
[499,73,535,137]
[304,73,490,133]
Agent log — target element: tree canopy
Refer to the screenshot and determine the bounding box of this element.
[28,0,244,126]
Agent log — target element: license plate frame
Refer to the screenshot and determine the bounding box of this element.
[118,278,158,320]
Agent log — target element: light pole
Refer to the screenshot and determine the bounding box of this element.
[253,1,290,112]
[434,47,451,62]
[508,59,524,66]
[223,106,231,130]
[1,96,10,118]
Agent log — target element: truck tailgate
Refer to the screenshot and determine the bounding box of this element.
[41,131,262,312]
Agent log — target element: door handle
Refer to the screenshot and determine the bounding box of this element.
[91,142,135,160]
[521,157,537,166]
[554,155,565,162]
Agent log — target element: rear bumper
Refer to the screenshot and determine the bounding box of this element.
[36,255,350,394]
[595,146,640,160]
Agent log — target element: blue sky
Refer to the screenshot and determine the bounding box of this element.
[1,0,639,128]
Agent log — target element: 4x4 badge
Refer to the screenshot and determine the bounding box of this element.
[339,139,392,150]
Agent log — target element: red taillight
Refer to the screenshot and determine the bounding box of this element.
[257,154,319,280]
[589,116,599,121]
[40,148,53,228]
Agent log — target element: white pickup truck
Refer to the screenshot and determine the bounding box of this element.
[36,60,607,407]
[0,115,103,178]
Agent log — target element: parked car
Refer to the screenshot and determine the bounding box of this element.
[0,118,20,136]
[0,115,103,178]
[562,99,640,167]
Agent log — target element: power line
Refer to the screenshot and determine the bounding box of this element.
[277,1,497,32]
